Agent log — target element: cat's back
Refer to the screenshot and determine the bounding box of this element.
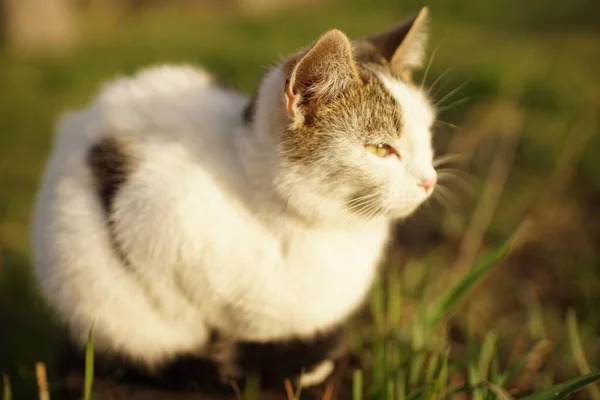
[53,65,245,158]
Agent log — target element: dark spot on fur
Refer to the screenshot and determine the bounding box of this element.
[354,43,388,67]
[87,137,134,214]
[242,96,257,125]
[86,136,151,289]
[233,328,346,388]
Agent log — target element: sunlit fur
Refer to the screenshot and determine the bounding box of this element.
[31,10,437,387]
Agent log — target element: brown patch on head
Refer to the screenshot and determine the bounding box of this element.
[353,42,389,69]
[279,10,430,166]
[87,136,136,214]
[281,65,401,165]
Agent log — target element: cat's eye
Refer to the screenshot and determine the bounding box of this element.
[366,143,394,158]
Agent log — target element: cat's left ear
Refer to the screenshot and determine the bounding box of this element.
[364,7,430,78]
[284,29,360,120]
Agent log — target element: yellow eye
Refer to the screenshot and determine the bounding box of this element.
[366,143,392,157]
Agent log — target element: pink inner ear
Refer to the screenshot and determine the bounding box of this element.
[285,79,297,118]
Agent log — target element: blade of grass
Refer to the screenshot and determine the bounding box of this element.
[284,379,295,400]
[242,374,260,400]
[566,310,600,400]
[486,383,515,400]
[370,276,385,335]
[519,371,600,400]
[479,333,497,382]
[498,353,527,387]
[353,370,363,400]
[35,362,50,400]
[527,299,547,340]
[230,380,243,400]
[322,383,334,400]
[406,387,426,400]
[469,363,484,400]
[83,328,94,400]
[409,353,426,389]
[424,233,514,327]
[431,348,449,399]
[294,375,303,400]
[387,378,394,400]
[2,375,11,400]
[370,277,386,397]
[425,354,440,384]
[388,268,402,332]
[397,369,406,400]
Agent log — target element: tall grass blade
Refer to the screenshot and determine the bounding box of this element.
[35,362,50,400]
[242,374,260,400]
[425,354,439,384]
[353,369,363,400]
[294,377,303,400]
[498,355,527,387]
[566,310,600,400]
[397,369,406,400]
[519,371,600,400]
[409,353,426,389]
[486,383,515,400]
[435,348,450,399]
[479,333,497,382]
[2,375,11,400]
[83,328,94,400]
[284,379,295,400]
[424,234,514,328]
[469,363,484,400]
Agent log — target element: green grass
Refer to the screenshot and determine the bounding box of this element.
[1,0,599,398]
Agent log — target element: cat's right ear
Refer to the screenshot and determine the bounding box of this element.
[284,29,359,120]
[364,7,430,78]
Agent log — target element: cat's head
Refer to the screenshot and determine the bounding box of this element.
[253,8,437,225]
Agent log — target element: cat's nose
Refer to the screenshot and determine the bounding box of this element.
[418,175,437,193]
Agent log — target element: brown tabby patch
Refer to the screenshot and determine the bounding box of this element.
[281,64,402,165]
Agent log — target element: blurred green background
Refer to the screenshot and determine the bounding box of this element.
[0,0,599,397]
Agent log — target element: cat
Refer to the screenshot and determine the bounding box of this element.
[31,6,437,395]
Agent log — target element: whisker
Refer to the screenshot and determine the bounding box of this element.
[437,97,471,114]
[435,79,471,107]
[431,187,452,210]
[420,39,445,91]
[436,167,479,183]
[434,120,461,131]
[435,185,461,210]
[427,65,459,97]
[437,173,478,197]
[433,153,466,168]
[342,192,380,205]
[436,167,471,175]
[343,196,383,226]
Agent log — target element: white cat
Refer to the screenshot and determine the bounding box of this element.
[31,7,437,389]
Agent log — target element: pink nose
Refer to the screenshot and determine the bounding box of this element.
[419,176,437,192]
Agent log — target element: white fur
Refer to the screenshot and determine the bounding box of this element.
[299,360,335,387]
[32,59,435,382]
[375,72,437,216]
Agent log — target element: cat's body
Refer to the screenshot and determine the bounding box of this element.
[32,8,437,392]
